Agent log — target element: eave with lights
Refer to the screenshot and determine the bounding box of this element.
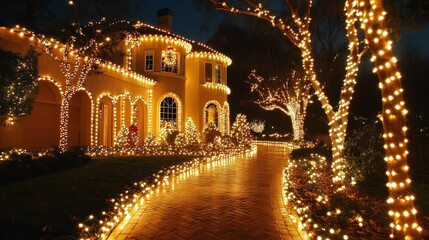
[0,9,232,151]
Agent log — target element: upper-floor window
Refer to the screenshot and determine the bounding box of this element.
[205,63,212,83]
[161,47,178,73]
[215,65,221,83]
[145,51,154,71]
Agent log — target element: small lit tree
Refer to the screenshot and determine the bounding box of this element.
[144,133,159,147]
[248,69,310,141]
[160,120,177,143]
[115,124,128,147]
[203,121,221,143]
[185,117,201,145]
[230,114,252,147]
[174,133,187,147]
[127,123,139,147]
[0,47,39,125]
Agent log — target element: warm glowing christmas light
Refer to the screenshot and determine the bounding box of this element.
[187,51,232,66]
[250,119,265,134]
[230,114,252,147]
[174,132,187,147]
[211,0,365,190]
[221,102,230,135]
[355,0,422,238]
[248,70,311,141]
[116,124,129,147]
[203,82,231,95]
[144,132,159,147]
[78,147,256,239]
[162,46,178,67]
[7,24,157,152]
[185,117,201,145]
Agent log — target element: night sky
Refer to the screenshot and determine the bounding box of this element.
[140,0,221,42]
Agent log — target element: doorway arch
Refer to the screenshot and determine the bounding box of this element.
[19,79,62,150]
[133,97,147,143]
[68,90,91,147]
[97,95,114,146]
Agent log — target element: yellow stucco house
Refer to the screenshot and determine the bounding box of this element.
[0,9,231,150]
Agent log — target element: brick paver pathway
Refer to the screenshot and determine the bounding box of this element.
[109,144,305,240]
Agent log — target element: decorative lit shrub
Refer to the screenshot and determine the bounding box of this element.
[230,114,252,147]
[127,124,139,147]
[116,125,129,147]
[160,120,177,143]
[185,117,201,145]
[144,133,159,147]
[166,130,180,145]
[174,133,187,147]
[203,122,221,143]
[220,135,234,148]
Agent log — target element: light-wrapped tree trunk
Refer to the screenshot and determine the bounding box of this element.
[356,0,422,238]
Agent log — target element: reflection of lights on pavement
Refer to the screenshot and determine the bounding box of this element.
[80,146,257,239]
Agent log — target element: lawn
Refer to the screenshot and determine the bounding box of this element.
[0,155,194,240]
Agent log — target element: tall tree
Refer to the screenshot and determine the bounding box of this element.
[206,18,301,133]
[211,0,367,190]
[356,0,422,238]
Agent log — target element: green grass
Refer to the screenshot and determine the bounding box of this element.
[0,155,194,240]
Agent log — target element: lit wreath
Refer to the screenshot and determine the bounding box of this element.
[162,46,177,67]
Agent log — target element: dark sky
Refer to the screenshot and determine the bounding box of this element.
[142,1,429,56]
[140,0,221,43]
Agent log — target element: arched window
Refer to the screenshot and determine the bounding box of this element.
[160,97,177,125]
[205,103,218,127]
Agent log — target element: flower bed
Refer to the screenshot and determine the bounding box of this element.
[283,153,391,239]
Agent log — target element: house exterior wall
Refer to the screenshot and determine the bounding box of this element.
[0,26,231,150]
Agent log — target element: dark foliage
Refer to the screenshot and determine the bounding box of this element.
[344,118,386,183]
[291,141,332,160]
[0,47,39,124]
[287,154,390,239]
[166,130,180,145]
[0,147,91,185]
[204,129,221,143]
[383,0,429,34]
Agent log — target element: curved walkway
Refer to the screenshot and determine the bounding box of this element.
[109,144,305,240]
